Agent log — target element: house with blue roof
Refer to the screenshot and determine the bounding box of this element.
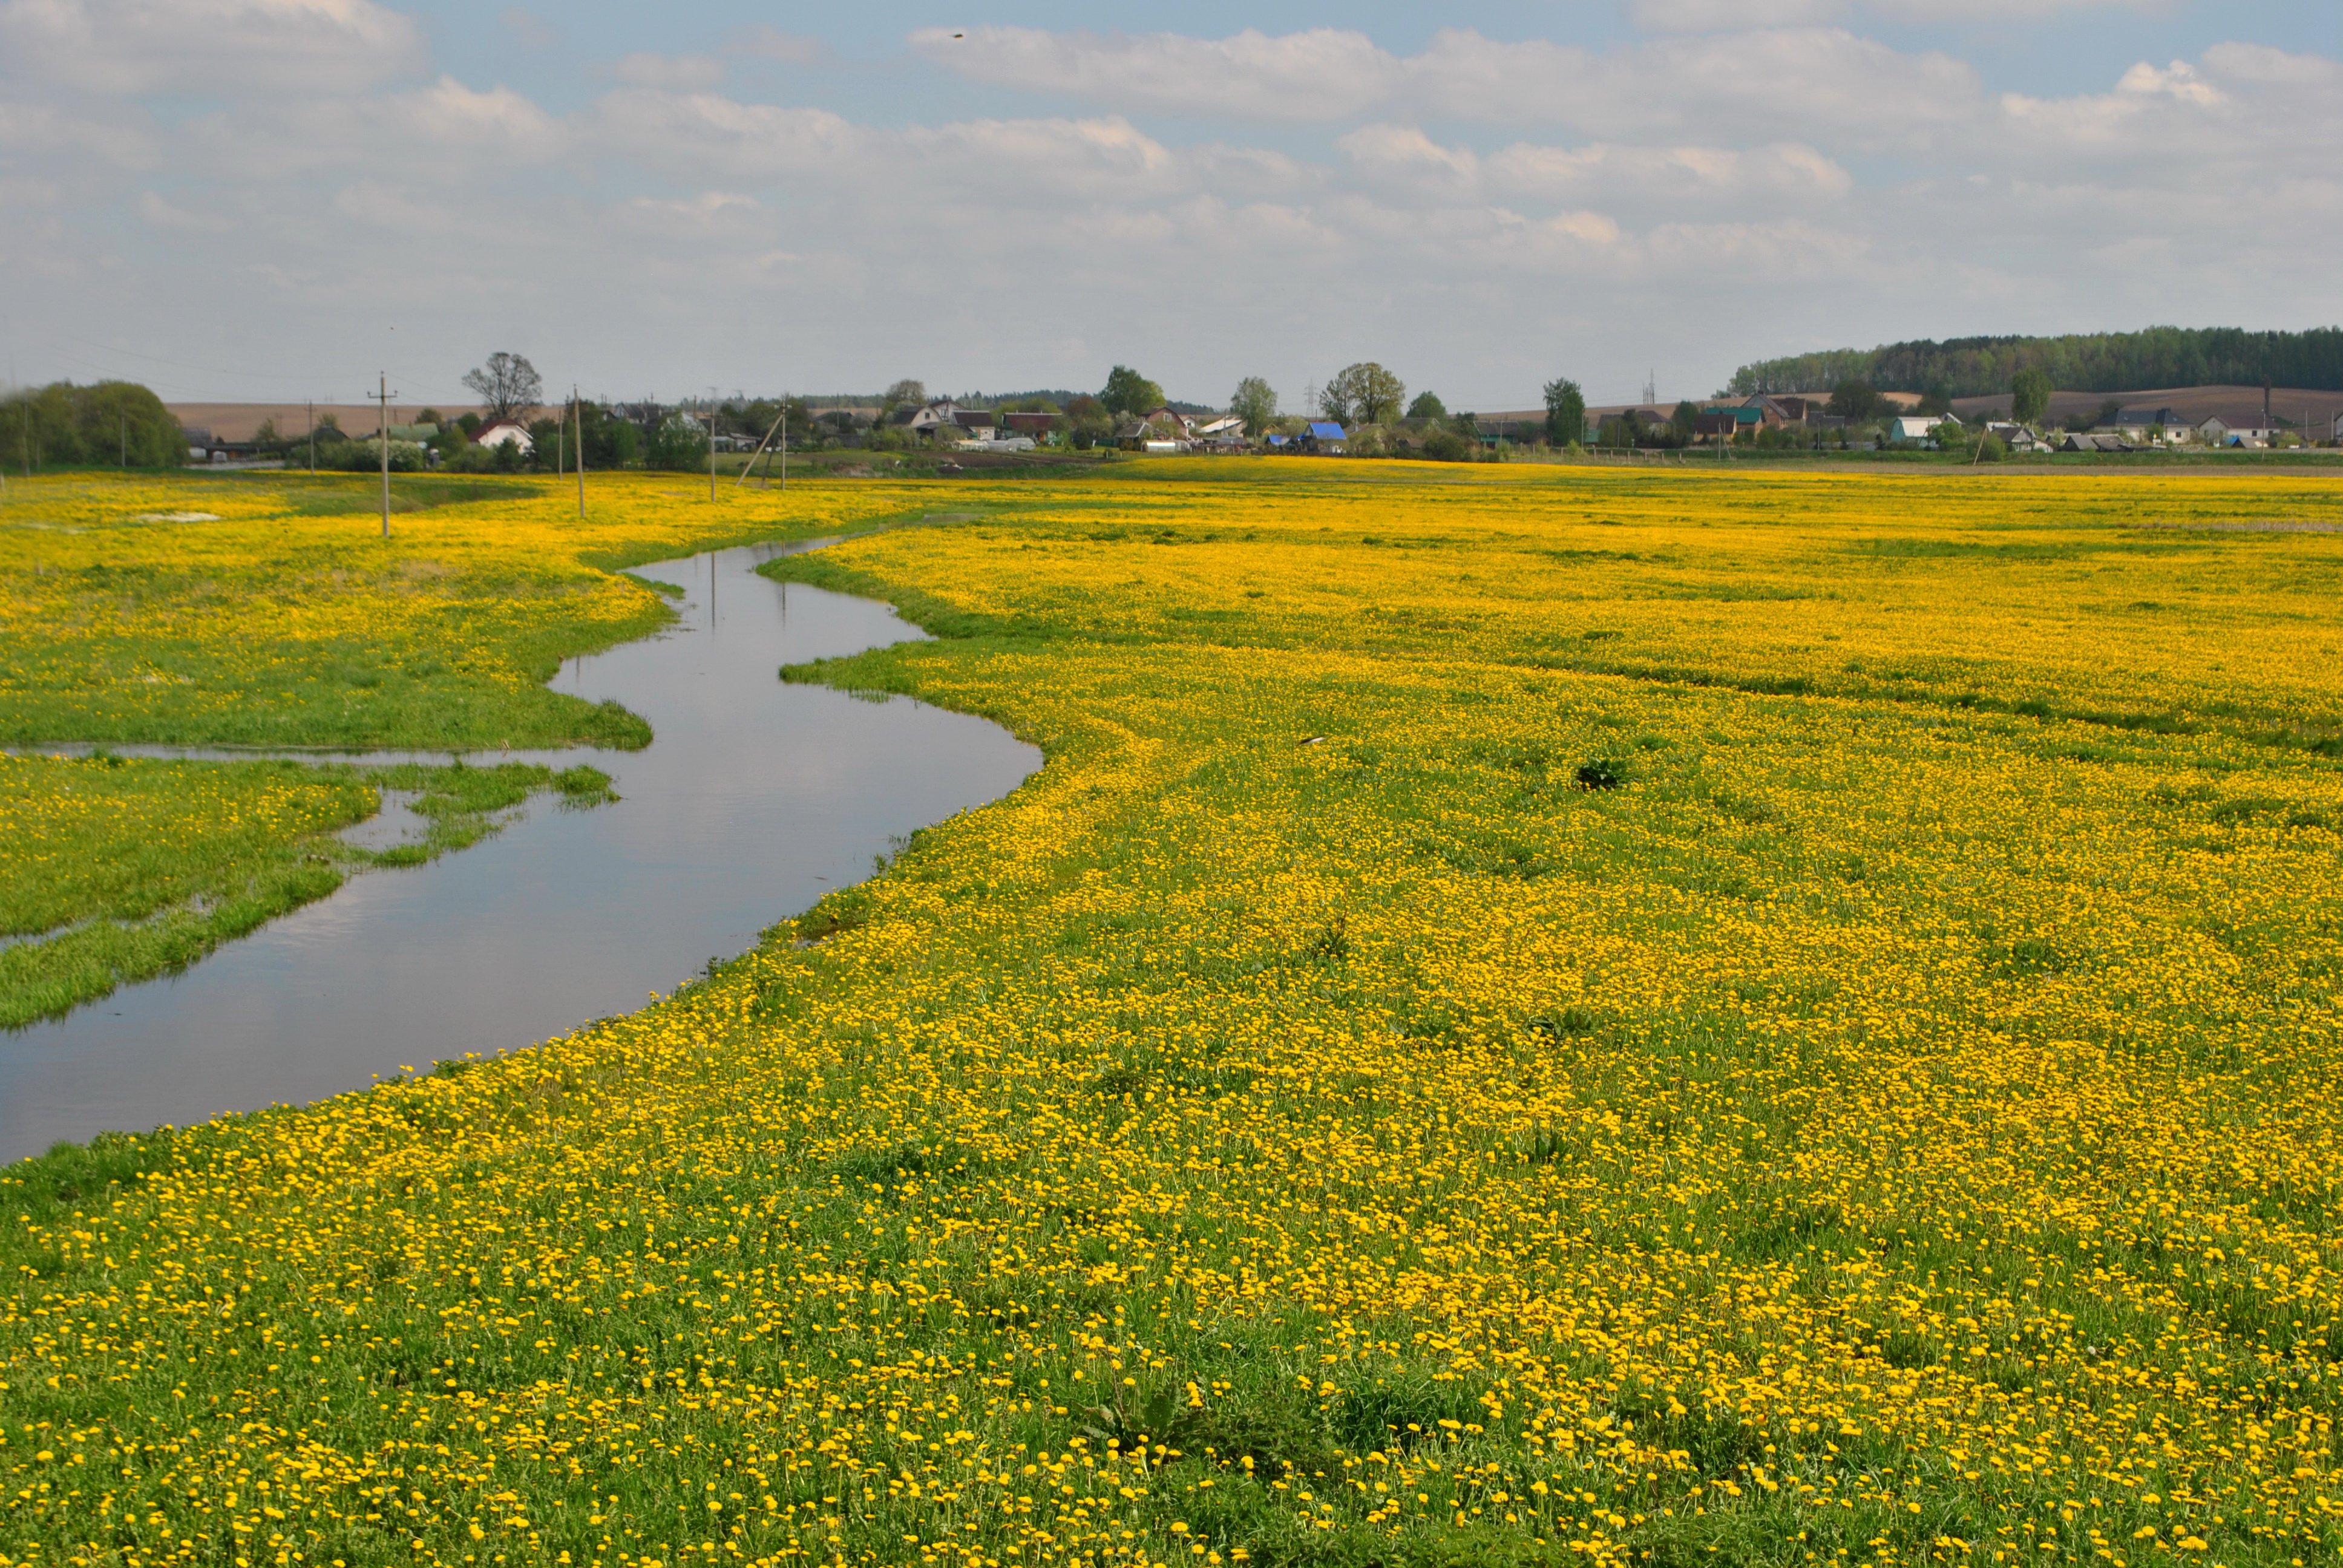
[1297,421,1346,454]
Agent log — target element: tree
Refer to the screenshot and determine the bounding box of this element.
[1420,425,1473,462]
[1406,391,1447,422]
[0,379,184,470]
[883,379,927,413]
[2011,368,2051,427]
[646,411,709,471]
[1229,377,1279,437]
[1324,363,1404,426]
[1542,377,1585,446]
[1727,326,2343,403]
[1671,400,1700,439]
[1100,365,1164,418]
[462,352,542,425]
[1065,394,1111,450]
[1826,379,1883,421]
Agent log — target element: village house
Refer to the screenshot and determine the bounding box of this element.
[2108,407,2187,442]
[1000,411,1066,440]
[2199,414,2276,446]
[472,419,533,452]
[1694,405,1765,441]
[1889,414,1958,443]
[906,400,963,436]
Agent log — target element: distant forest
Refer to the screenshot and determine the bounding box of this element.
[1725,327,2343,397]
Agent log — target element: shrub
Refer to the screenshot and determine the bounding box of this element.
[1575,758,1624,790]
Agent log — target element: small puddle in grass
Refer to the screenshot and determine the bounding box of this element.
[0,539,1041,1164]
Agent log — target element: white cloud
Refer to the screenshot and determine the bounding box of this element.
[607,53,726,91]
[2201,41,2339,85]
[1630,0,1842,30]
[1406,28,1982,141]
[2115,59,2223,106]
[1487,140,1854,207]
[500,7,555,50]
[137,190,228,232]
[733,27,827,65]
[0,99,156,168]
[0,0,422,96]
[909,26,1400,122]
[3,13,2339,412]
[589,90,865,177]
[913,25,1984,145]
[1635,0,2162,27]
[392,77,566,156]
[330,181,456,233]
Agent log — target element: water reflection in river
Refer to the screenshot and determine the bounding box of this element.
[0,541,1039,1163]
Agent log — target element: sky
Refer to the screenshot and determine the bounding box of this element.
[3,0,2340,412]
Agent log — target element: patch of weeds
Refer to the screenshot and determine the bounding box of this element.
[831,1140,969,1199]
[1303,918,1351,962]
[1984,936,2068,977]
[1435,833,1552,879]
[1527,1005,1601,1041]
[1089,1065,1151,1098]
[2206,795,2290,824]
[1333,1374,1492,1453]
[1607,1394,1769,1478]
[1084,1377,1339,1477]
[0,1130,177,1229]
[793,890,870,946]
[1470,742,1553,776]
[1708,788,1774,824]
[1573,759,1624,791]
[553,765,618,808]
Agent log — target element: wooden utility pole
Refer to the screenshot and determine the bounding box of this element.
[307,399,315,473]
[736,400,789,489]
[371,373,396,538]
[707,410,719,501]
[574,387,585,519]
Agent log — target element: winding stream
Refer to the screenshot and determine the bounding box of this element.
[0,540,1040,1164]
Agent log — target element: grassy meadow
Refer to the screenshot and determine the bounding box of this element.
[2,463,2341,1568]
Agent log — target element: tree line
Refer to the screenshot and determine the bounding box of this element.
[1726,326,2343,399]
[0,381,184,471]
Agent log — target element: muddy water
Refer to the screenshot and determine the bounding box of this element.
[0,541,1038,1163]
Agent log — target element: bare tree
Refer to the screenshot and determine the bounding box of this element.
[463,353,543,424]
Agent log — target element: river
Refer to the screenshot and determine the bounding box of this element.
[0,538,1040,1163]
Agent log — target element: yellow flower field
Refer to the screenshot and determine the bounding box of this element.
[2,461,2341,1568]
